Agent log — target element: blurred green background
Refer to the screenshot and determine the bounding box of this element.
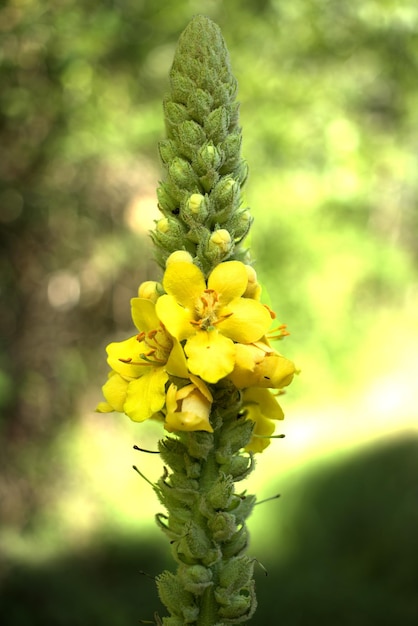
[1,0,417,623]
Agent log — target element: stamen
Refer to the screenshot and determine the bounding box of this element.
[118,357,152,366]
[211,311,233,325]
[263,304,276,319]
[267,324,290,340]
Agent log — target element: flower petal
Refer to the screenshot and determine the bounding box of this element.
[156,294,195,341]
[162,261,205,308]
[217,298,271,343]
[99,372,129,412]
[243,388,284,453]
[228,344,296,389]
[243,387,284,420]
[164,384,213,433]
[131,297,159,332]
[106,336,150,379]
[208,261,248,304]
[165,339,189,378]
[185,330,236,383]
[245,412,275,454]
[124,368,169,422]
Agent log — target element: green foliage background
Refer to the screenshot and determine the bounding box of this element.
[1,0,417,623]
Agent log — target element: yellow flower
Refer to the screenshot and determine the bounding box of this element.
[155,260,272,383]
[227,341,296,390]
[242,387,284,453]
[164,375,213,433]
[96,297,188,422]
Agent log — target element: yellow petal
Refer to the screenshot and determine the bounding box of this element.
[162,261,205,308]
[228,345,296,389]
[131,297,159,332]
[96,401,113,413]
[243,387,284,421]
[164,385,213,433]
[165,409,214,433]
[100,372,129,412]
[185,330,236,383]
[217,298,271,343]
[155,294,195,341]
[243,387,285,453]
[208,261,248,305]
[124,368,169,422]
[189,374,213,403]
[165,339,189,378]
[106,336,149,379]
[245,412,275,453]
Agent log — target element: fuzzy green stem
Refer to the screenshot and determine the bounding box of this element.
[155,384,258,625]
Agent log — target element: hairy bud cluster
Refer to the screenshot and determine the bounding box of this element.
[151,16,252,275]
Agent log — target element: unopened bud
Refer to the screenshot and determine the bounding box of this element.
[166,250,194,265]
[188,193,205,215]
[156,218,170,234]
[138,281,161,302]
[243,265,261,300]
[209,229,232,255]
[169,157,198,189]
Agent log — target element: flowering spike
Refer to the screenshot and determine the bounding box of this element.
[97,14,298,626]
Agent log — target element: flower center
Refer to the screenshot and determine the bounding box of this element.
[120,325,173,367]
[195,289,219,329]
[190,289,233,331]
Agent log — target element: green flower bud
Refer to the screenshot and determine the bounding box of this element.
[169,70,195,105]
[169,157,199,190]
[208,511,237,542]
[186,88,214,123]
[151,218,187,253]
[178,564,213,595]
[158,139,177,165]
[174,120,206,147]
[229,208,253,242]
[163,99,189,127]
[157,181,181,215]
[217,590,254,620]
[218,555,255,590]
[219,132,242,169]
[204,105,230,143]
[211,175,240,211]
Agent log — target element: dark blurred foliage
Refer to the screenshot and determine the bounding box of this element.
[1,435,417,625]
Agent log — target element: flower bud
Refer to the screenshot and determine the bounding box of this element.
[137,280,161,302]
[232,209,252,241]
[169,157,199,190]
[156,217,170,233]
[163,99,189,127]
[165,382,213,433]
[186,88,213,123]
[166,250,194,265]
[204,105,230,143]
[207,229,233,257]
[188,193,205,215]
[151,217,186,253]
[243,265,261,300]
[158,139,177,165]
[199,143,222,170]
[228,343,296,390]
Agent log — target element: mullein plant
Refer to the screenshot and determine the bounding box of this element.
[97,15,297,626]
